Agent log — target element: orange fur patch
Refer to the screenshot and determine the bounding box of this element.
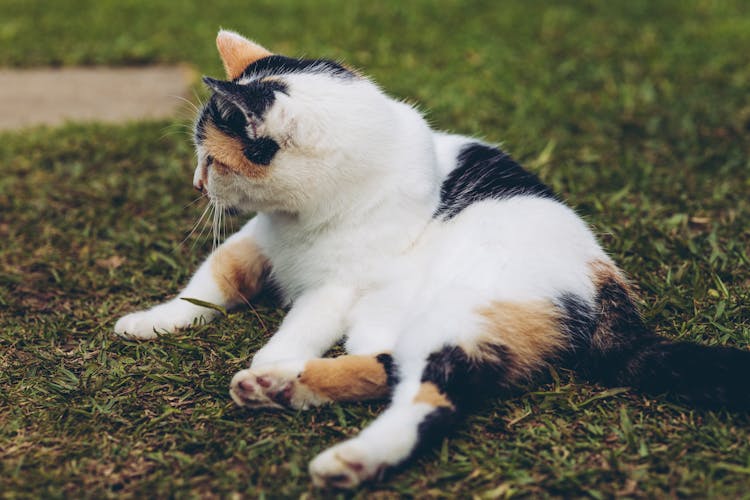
[472,301,566,379]
[298,355,390,402]
[413,382,454,408]
[216,31,272,80]
[203,123,267,178]
[211,237,269,304]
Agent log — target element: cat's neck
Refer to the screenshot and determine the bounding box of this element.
[265,176,437,244]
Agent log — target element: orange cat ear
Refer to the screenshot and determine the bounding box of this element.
[216,30,272,80]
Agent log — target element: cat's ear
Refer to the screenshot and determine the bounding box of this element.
[216,30,272,80]
[202,76,251,114]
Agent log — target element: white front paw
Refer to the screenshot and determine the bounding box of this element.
[309,440,384,489]
[229,361,327,410]
[114,302,212,339]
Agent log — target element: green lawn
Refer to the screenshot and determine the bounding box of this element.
[2,0,750,497]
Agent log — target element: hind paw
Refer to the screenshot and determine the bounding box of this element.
[309,440,385,489]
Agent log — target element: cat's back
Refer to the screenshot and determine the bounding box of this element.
[413,134,606,300]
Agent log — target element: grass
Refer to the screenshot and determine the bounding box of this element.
[1,0,750,497]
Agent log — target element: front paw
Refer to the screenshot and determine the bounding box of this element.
[229,362,329,410]
[114,301,209,339]
[309,439,384,489]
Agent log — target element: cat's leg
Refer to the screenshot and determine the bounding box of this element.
[228,283,359,406]
[230,298,400,410]
[250,284,357,367]
[309,297,570,488]
[114,217,269,339]
[307,350,460,488]
[229,353,395,410]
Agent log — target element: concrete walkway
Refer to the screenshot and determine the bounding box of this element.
[0,66,194,130]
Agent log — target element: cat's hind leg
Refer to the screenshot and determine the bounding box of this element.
[308,349,464,488]
[230,353,395,410]
[309,298,572,488]
[115,216,269,339]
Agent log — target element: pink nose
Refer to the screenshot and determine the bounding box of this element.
[194,179,205,193]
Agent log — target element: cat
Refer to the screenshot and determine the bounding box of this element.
[114,30,750,488]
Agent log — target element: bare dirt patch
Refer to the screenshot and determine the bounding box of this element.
[0,66,194,130]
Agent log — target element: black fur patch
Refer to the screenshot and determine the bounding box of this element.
[421,344,514,408]
[194,95,244,141]
[556,293,597,351]
[435,143,557,220]
[196,79,287,137]
[413,405,458,453]
[395,343,515,469]
[238,55,355,81]
[595,279,650,344]
[376,353,399,388]
[420,345,472,404]
[623,340,750,410]
[195,85,283,167]
[206,78,288,118]
[577,278,652,383]
[578,278,750,410]
[243,137,280,166]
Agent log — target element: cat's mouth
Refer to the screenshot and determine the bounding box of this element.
[223,206,240,216]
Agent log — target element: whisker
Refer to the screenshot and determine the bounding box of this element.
[192,202,214,252]
[218,203,223,251]
[159,123,195,141]
[220,204,226,246]
[220,205,225,247]
[217,207,221,251]
[192,88,207,107]
[228,210,236,236]
[170,94,201,114]
[212,202,222,252]
[184,194,207,210]
[219,207,224,246]
[179,201,212,249]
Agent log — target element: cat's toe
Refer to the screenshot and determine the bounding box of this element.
[230,362,324,410]
[229,368,287,409]
[309,440,381,489]
[114,311,164,339]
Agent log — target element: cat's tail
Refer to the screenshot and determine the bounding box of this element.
[580,262,750,411]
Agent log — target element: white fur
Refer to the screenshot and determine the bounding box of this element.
[115,52,610,487]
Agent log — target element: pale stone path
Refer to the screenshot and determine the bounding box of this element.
[0,66,194,130]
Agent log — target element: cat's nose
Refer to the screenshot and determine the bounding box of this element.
[193,161,208,194]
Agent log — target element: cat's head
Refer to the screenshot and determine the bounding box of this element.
[193,30,431,216]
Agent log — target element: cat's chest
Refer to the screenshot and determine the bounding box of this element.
[256,208,434,302]
[262,225,390,301]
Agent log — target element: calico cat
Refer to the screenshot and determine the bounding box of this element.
[115,30,750,488]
